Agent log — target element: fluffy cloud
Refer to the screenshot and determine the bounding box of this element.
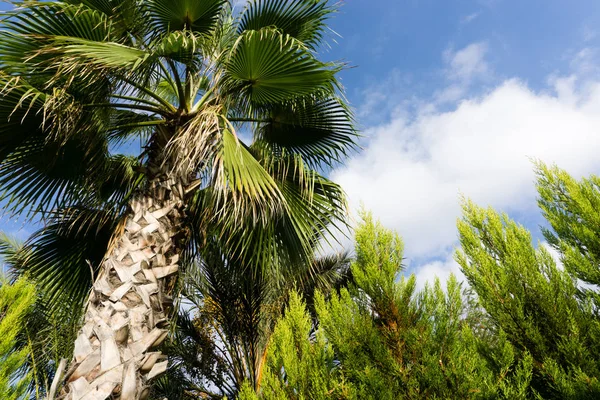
[435,42,491,103]
[332,45,600,287]
[444,42,490,82]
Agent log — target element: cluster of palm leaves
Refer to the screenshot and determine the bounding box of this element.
[0,0,357,397]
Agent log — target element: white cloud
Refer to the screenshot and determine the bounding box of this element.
[444,42,490,82]
[330,42,600,289]
[333,59,600,272]
[356,68,415,123]
[569,48,600,76]
[433,42,492,104]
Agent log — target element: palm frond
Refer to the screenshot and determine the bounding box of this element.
[48,32,206,75]
[291,251,352,300]
[146,0,228,35]
[96,154,147,205]
[39,37,160,89]
[2,3,111,40]
[153,30,204,65]
[0,76,111,216]
[0,74,46,160]
[278,175,346,255]
[0,3,113,76]
[63,0,149,40]
[157,227,353,397]
[255,96,358,166]
[0,232,24,276]
[156,304,237,399]
[189,152,347,271]
[1,152,143,308]
[238,0,336,50]
[213,127,285,221]
[50,36,148,68]
[224,27,339,106]
[267,154,348,258]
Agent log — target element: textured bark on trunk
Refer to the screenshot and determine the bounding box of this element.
[59,171,188,400]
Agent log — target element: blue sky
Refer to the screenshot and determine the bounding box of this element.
[2,0,600,285]
[321,0,600,286]
[323,0,600,122]
[329,0,600,95]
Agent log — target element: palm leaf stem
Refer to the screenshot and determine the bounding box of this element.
[84,102,168,116]
[229,118,271,123]
[111,120,166,130]
[119,75,178,112]
[184,64,193,112]
[191,87,215,112]
[157,60,180,104]
[110,94,164,109]
[165,58,186,112]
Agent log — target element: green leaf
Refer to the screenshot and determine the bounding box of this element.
[275,168,347,260]
[2,3,111,40]
[0,3,113,74]
[96,154,146,205]
[215,128,283,213]
[64,0,149,39]
[0,75,111,216]
[154,30,200,64]
[195,153,347,269]
[0,75,46,161]
[146,0,228,35]
[536,162,600,286]
[46,36,152,72]
[238,0,335,49]
[225,28,338,105]
[0,76,142,217]
[256,97,357,166]
[106,110,162,146]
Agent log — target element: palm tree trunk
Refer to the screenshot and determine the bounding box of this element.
[59,171,188,400]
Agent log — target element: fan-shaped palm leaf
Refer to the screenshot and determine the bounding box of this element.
[256,97,358,166]
[238,0,336,50]
[224,28,338,105]
[147,0,228,35]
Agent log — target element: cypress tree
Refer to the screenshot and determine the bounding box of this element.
[456,163,600,399]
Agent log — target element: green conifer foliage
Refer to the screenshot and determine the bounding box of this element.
[316,212,499,399]
[225,165,600,399]
[537,163,600,299]
[240,292,350,400]
[456,166,600,399]
[0,278,36,400]
[242,212,504,399]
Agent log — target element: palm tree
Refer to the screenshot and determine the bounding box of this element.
[0,0,356,398]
